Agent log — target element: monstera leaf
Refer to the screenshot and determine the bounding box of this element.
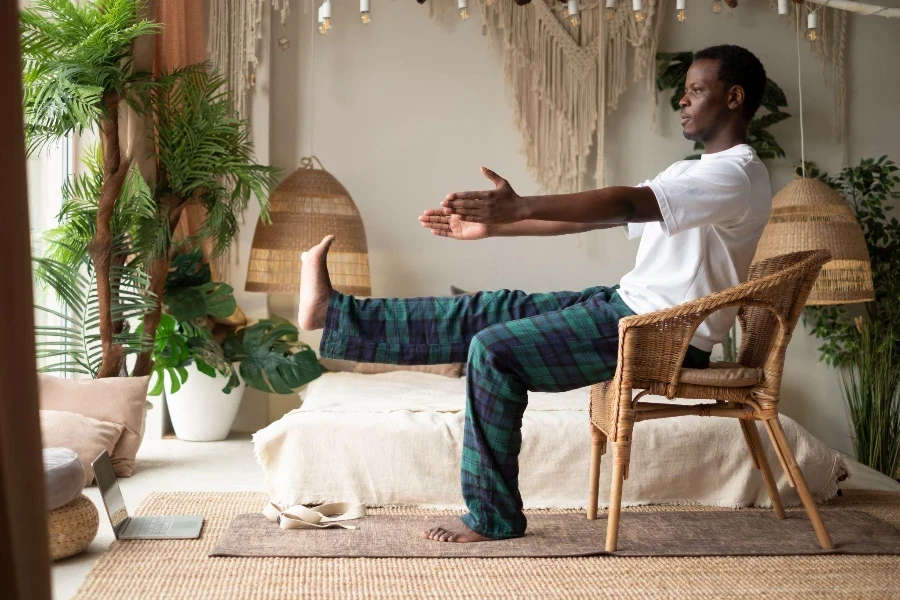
[166,248,212,290]
[186,336,241,394]
[227,318,323,394]
[163,281,237,322]
[141,314,192,396]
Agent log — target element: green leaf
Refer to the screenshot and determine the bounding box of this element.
[231,318,323,394]
[166,248,211,290]
[163,282,237,322]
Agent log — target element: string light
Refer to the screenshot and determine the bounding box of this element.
[320,0,332,34]
[317,3,326,35]
[676,0,686,22]
[807,10,819,41]
[360,0,371,24]
[606,0,617,21]
[633,0,644,22]
[712,0,722,14]
[778,0,789,14]
[459,0,469,21]
[567,0,581,27]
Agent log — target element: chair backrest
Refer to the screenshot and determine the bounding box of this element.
[736,250,832,373]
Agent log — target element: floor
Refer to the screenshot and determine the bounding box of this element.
[52,434,900,600]
[52,434,263,600]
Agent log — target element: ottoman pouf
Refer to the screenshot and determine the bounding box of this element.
[48,495,99,560]
[43,448,85,511]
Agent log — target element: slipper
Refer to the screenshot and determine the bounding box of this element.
[263,501,367,530]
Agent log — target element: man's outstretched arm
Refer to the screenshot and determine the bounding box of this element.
[419,209,616,240]
[441,167,662,226]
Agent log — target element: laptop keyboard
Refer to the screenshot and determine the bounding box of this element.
[128,516,174,537]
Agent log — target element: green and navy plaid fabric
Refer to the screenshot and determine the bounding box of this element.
[320,286,635,539]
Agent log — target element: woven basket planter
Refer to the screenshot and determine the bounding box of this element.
[753,176,874,305]
[48,494,99,561]
[246,157,371,296]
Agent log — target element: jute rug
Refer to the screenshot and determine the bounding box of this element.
[74,490,900,599]
[209,509,900,559]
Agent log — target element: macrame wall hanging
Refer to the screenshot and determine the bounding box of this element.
[430,0,667,192]
[208,0,293,119]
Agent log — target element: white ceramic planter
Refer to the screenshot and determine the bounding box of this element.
[166,362,247,442]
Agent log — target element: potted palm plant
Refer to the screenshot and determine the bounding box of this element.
[25,0,285,449]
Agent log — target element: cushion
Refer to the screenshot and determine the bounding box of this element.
[41,410,124,486]
[354,362,464,378]
[318,357,359,373]
[42,448,86,511]
[48,495,99,560]
[679,362,763,388]
[38,375,150,477]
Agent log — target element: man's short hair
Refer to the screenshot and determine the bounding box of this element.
[693,45,767,121]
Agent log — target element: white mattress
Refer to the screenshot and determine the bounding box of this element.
[254,371,854,509]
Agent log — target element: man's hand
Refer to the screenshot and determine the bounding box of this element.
[440,167,529,224]
[419,209,491,240]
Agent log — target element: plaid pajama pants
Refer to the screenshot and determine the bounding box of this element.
[319,285,636,539]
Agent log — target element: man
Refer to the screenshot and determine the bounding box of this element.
[296,45,772,543]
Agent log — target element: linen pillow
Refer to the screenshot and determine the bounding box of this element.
[354,362,464,378]
[38,375,150,478]
[40,410,124,486]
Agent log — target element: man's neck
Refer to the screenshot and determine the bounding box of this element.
[702,127,748,155]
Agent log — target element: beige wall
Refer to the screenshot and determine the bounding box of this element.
[231,1,900,456]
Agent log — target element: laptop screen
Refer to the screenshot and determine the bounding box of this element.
[92,450,129,530]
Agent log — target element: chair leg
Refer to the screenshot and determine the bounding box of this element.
[763,418,796,488]
[740,419,785,519]
[587,426,606,521]
[767,417,834,550]
[605,438,630,552]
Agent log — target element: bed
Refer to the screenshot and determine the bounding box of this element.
[254,371,895,510]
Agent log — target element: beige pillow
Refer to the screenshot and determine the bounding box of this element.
[40,410,124,486]
[38,375,150,478]
[354,363,464,378]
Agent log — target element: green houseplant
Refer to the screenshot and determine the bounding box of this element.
[142,249,322,440]
[803,157,900,478]
[24,0,278,387]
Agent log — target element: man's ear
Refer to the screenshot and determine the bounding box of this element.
[728,85,746,112]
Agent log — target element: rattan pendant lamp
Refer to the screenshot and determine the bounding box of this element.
[244,2,371,297]
[244,156,371,296]
[752,2,873,305]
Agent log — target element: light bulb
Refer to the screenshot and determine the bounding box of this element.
[807,11,818,42]
[459,0,468,20]
[633,0,644,22]
[321,0,332,32]
[567,0,580,27]
[360,0,371,24]
[486,0,494,5]
[317,4,326,35]
[712,0,722,14]
[778,0,789,14]
[606,0,617,21]
[676,0,685,22]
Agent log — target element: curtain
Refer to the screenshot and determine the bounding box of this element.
[0,0,51,595]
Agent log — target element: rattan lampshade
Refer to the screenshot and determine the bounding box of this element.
[245,157,371,295]
[753,174,874,305]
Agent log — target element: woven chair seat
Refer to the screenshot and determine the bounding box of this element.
[679,362,763,387]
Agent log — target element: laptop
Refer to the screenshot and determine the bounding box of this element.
[92,450,203,540]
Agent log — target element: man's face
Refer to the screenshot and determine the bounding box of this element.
[678,59,733,143]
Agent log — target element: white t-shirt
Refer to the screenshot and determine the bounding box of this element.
[616,144,772,352]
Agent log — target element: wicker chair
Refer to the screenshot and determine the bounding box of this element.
[587,249,834,552]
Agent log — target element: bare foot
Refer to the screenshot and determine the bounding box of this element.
[297,235,335,331]
[422,517,493,543]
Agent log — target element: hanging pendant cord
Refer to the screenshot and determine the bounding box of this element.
[796,3,806,178]
[309,0,316,157]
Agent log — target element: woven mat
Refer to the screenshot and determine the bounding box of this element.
[209,509,900,558]
[74,490,900,600]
